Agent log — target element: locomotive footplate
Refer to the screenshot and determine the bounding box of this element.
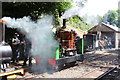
[56,54,84,70]
[57,54,84,65]
[0,65,24,80]
[48,54,84,71]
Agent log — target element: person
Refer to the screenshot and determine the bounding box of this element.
[21,32,32,66]
[98,40,104,51]
[107,40,112,49]
[11,33,21,63]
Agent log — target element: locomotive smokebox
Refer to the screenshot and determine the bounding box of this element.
[0,43,12,63]
[0,20,12,63]
[62,19,66,29]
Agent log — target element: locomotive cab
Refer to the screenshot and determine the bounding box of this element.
[83,34,97,52]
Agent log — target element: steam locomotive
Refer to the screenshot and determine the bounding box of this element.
[0,20,24,80]
[47,19,98,70]
[0,19,97,73]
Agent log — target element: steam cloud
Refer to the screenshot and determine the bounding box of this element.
[2,16,58,73]
[61,0,101,25]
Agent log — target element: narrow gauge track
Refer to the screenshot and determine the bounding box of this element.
[81,50,118,67]
[23,54,110,78]
[79,52,118,79]
[83,53,108,63]
[17,53,108,78]
[95,67,120,80]
[16,51,118,78]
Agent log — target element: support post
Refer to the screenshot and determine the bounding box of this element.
[81,38,84,54]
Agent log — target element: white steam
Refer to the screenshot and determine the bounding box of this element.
[61,7,82,20]
[2,16,58,73]
[61,0,85,20]
[61,0,118,25]
[60,0,98,25]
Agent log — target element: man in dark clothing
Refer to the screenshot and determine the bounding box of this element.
[21,33,32,66]
[12,33,21,63]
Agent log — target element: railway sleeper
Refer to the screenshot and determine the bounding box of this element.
[95,67,120,80]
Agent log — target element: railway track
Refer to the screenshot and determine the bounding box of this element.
[83,50,118,66]
[17,53,108,78]
[95,67,120,80]
[79,50,119,79]
[79,49,120,80]
[83,53,108,63]
[16,49,119,78]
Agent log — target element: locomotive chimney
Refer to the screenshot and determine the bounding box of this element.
[2,22,5,43]
[0,22,2,42]
[62,19,66,29]
[0,20,6,43]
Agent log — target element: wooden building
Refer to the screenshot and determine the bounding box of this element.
[88,22,120,48]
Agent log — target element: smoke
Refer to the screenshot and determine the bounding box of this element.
[2,15,58,73]
[82,15,101,25]
[61,0,118,25]
[61,7,82,20]
[61,0,85,20]
[60,0,99,25]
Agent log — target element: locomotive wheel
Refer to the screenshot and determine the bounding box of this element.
[65,61,76,68]
[55,64,64,71]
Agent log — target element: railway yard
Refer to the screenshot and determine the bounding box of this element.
[1,19,120,80]
[0,1,120,80]
[16,48,119,79]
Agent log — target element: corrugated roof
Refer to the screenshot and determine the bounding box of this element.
[102,22,120,32]
[88,22,120,32]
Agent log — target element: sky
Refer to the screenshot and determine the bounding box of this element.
[76,0,119,16]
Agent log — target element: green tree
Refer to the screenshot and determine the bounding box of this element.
[118,10,120,27]
[2,2,72,25]
[102,10,118,27]
[67,15,92,31]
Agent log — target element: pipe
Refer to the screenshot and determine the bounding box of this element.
[0,20,6,43]
[0,1,2,19]
[62,19,66,29]
[2,22,5,43]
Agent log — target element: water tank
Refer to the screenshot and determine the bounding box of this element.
[59,30,76,49]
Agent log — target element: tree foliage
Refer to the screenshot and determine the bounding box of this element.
[101,10,119,27]
[67,15,93,31]
[2,2,72,25]
[118,10,120,28]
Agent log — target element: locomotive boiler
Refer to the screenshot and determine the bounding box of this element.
[0,20,12,64]
[0,20,24,80]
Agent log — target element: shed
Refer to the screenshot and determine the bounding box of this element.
[88,22,120,48]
